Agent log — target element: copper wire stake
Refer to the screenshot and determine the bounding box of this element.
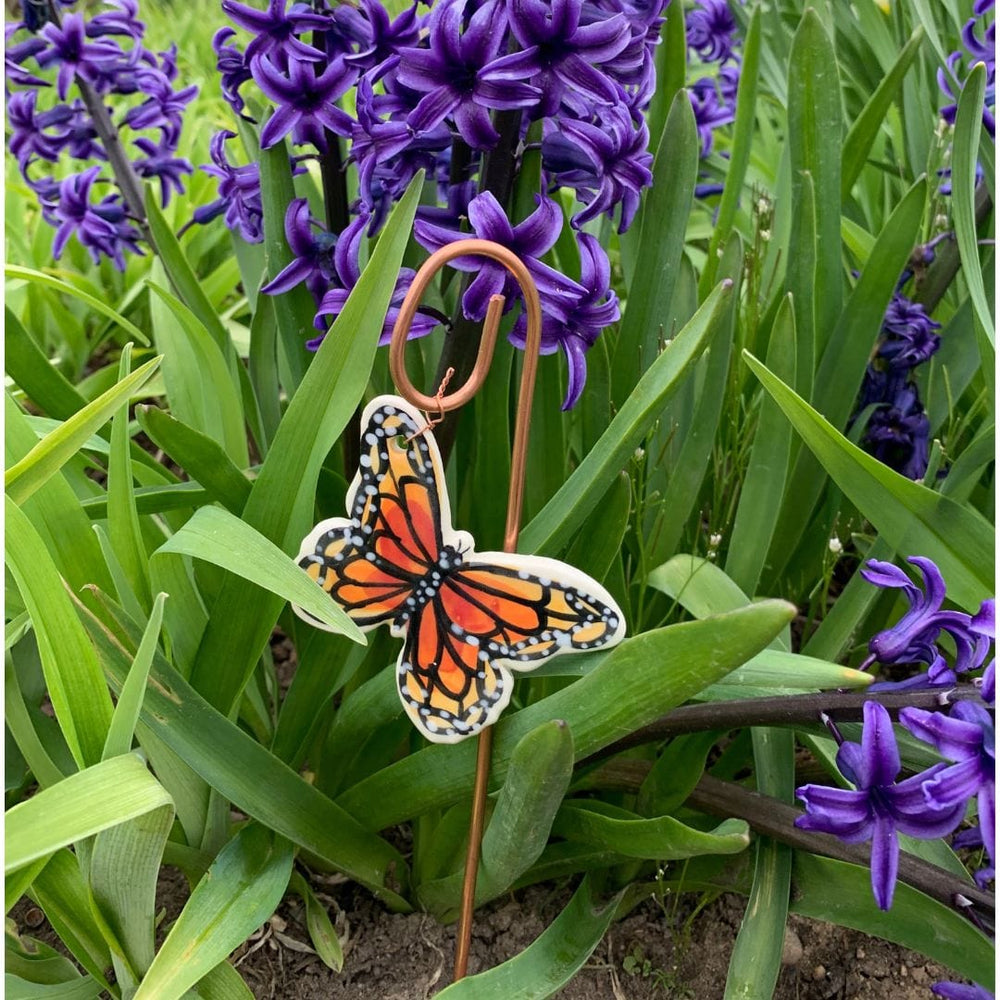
[388,239,543,982]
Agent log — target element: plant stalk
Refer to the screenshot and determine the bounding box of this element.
[581,686,985,764]
[689,772,995,917]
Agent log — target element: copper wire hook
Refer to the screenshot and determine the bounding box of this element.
[387,239,544,982]
[389,238,543,553]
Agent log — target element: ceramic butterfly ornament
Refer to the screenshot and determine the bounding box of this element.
[293,394,626,743]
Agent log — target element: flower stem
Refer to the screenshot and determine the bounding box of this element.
[689,773,995,917]
[583,686,984,762]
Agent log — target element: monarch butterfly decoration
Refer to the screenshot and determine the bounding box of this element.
[293,394,627,743]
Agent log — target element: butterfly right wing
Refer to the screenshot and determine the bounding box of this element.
[293,396,454,632]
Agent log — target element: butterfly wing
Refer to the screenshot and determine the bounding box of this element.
[397,553,626,742]
[293,396,462,632]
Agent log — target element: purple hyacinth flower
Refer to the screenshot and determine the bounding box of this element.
[36,13,124,99]
[220,0,328,66]
[861,557,949,667]
[8,90,66,169]
[50,166,142,270]
[346,0,423,72]
[310,212,440,347]
[863,383,930,480]
[350,70,418,199]
[510,233,620,409]
[131,137,193,207]
[795,701,967,910]
[686,0,738,64]
[261,198,339,302]
[255,54,356,150]
[38,99,105,161]
[541,102,652,233]
[932,983,994,1000]
[397,0,539,149]
[122,74,198,146]
[85,0,145,40]
[6,25,51,87]
[213,27,253,115]
[481,0,632,118]
[690,75,736,156]
[900,702,995,870]
[414,191,578,321]
[877,293,942,370]
[193,130,264,243]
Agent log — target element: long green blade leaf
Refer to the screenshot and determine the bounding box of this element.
[745,351,993,611]
[6,754,172,873]
[134,824,293,1000]
[6,358,162,506]
[153,506,363,642]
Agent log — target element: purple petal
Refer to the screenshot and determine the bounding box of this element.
[259,103,300,148]
[870,813,899,910]
[462,264,507,321]
[511,195,562,257]
[468,192,516,244]
[860,701,901,787]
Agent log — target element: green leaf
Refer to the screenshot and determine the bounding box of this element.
[258,134,314,390]
[724,728,794,1000]
[134,824,293,1000]
[5,497,113,767]
[89,786,175,984]
[434,877,622,1000]
[153,506,363,642]
[787,9,843,330]
[337,600,795,830]
[144,187,233,357]
[952,63,994,348]
[650,233,741,563]
[418,720,575,919]
[766,178,928,579]
[551,800,749,860]
[700,7,761,295]
[5,974,103,1000]
[28,851,113,989]
[136,405,251,514]
[4,308,89,418]
[101,593,167,760]
[5,357,162,506]
[612,88,700,404]
[145,279,248,467]
[745,352,993,611]
[791,853,993,989]
[725,295,797,595]
[5,754,172,873]
[289,871,344,973]
[521,279,733,556]
[4,265,149,346]
[187,172,424,714]
[79,594,410,908]
[5,395,115,603]
[107,344,152,613]
[841,28,924,198]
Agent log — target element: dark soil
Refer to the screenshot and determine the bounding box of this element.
[12,867,961,999]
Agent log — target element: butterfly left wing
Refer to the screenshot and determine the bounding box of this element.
[396,553,626,742]
[293,395,460,632]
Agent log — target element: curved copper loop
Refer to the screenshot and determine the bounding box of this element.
[388,237,542,553]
